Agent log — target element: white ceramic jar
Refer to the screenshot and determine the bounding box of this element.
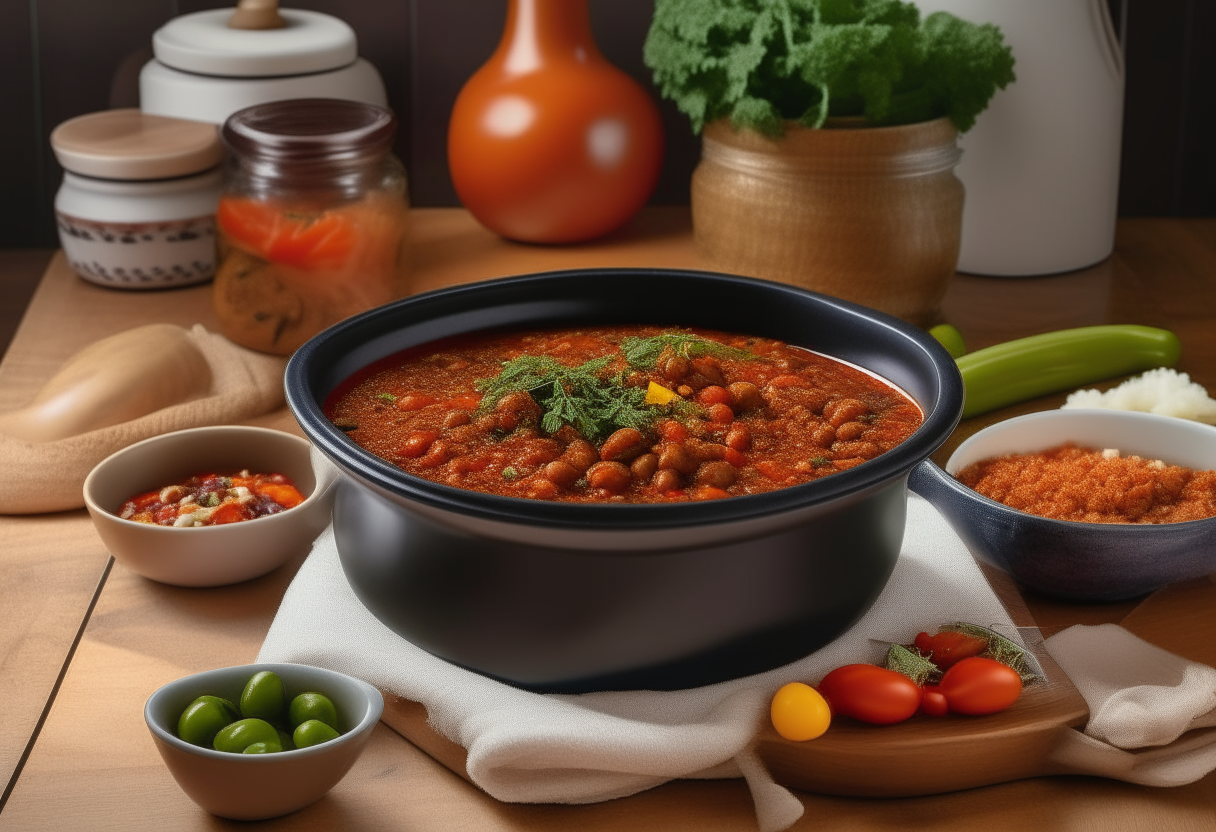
[139,5,387,125]
[913,0,1124,276]
[51,109,224,289]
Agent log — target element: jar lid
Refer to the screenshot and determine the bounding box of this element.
[50,109,223,180]
[152,8,357,78]
[223,98,395,167]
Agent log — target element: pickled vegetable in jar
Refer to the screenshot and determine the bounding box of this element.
[214,98,409,355]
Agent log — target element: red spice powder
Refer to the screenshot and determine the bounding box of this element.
[954,443,1216,524]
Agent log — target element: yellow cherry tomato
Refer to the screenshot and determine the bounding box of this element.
[770,682,832,741]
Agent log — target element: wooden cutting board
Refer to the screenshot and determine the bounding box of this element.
[376,570,1216,798]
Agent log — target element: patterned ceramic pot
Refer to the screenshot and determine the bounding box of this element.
[51,109,224,290]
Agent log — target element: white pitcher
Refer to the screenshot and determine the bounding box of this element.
[913,0,1124,276]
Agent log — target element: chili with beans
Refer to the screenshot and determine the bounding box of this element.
[325,326,922,503]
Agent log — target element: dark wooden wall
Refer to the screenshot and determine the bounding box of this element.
[1,0,1211,250]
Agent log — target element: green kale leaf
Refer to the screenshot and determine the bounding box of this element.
[643,0,1015,135]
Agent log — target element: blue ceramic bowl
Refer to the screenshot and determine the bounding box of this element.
[910,409,1216,601]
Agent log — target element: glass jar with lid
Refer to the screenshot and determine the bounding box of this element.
[213,98,410,355]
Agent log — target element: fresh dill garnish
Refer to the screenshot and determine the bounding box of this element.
[476,356,661,442]
[619,332,751,369]
[374,392,397,403]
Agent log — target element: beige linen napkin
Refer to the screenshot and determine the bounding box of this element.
[0,325,284,514]
[259,483,1023,832]
[1045,623,1216,784]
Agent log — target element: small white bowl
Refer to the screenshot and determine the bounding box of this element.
[84,426,334,586]
[144,662,383,820]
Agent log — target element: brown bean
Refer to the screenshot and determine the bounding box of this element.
[527,479,559,500]
[600,427,648,462]
[399,430,439,459]
[811,423,836,448]
[661,353,691,381]
[824,397,869,427]
[686,438,727,462]
[653,468,682,492]
[542,460,582,489]
[835,421,866,441]
[586,461,631,492]
[518,439,561,466]
[696,460,737,488]
[417,440,449,468]
[658,443,698,475]
[832,440,880,460]
[495,391,542,431]
[630,453,658,481]
[562,439,599,472]
[727,382,765,412]
[690,356,725,385]
[725,424,752,451]
[442,410,472,429]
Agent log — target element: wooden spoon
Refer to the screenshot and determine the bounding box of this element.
[0,324,212,443]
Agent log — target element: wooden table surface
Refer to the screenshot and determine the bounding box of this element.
[2,209,1215,830]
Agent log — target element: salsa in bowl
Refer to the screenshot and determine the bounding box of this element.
[286,269,963,692]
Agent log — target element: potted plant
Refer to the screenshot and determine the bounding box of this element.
[644,0,1015,325]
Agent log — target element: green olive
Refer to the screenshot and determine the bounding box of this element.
[277,728,295,751]
[288,692,339,730]
[240,671,286,726]
[242,740,282,754]
[177,695,239,747]
[214,718,281,754]
[293,719,341,749]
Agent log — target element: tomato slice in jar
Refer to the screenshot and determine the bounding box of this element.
[217,197,356,270]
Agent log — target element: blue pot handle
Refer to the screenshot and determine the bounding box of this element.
[908,459,954,505]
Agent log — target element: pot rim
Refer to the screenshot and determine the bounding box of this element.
[286,268,963,531]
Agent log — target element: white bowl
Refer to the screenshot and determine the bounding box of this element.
[83,426,334,586]
[144,662,383,820]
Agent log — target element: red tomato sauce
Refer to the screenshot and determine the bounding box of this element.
[119,470,305,526]
[955,443,1216,523]
[324,326,923,503]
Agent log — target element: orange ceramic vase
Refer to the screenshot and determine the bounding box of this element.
[447,0,664,243]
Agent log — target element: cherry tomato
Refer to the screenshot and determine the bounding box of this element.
[937,657,1023,715]
[817,664,923,725]
[770,682,832,741]
[913,630,989,670]
[919,685,949,717]
[447,2,663,243]
[217,198,355,269]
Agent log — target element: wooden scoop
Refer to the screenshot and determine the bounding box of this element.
[0,324,211,443]
[228,0,286,31]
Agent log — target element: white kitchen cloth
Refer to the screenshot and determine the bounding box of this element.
[1044,623,1216,785]
[259,477,1021,832]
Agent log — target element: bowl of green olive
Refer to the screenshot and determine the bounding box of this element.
[144,663,383,820]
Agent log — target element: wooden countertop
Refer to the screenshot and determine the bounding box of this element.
[1,209,1215,829]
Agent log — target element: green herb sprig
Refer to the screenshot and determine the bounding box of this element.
[476,356,660,442]
[620,332,751,369]
[643,0,1016,136]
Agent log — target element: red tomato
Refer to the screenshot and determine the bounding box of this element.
[913,630,989,670]
[919,685,949,717]
[937,657,1023,715]
[447,1,663,243]
[817,664,923,725]
[217,198,355,269]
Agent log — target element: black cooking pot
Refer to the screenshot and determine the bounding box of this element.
[286,269,963,693]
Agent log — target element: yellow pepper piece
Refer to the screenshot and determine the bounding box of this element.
[645,381,679,405]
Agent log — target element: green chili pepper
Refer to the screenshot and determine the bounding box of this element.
[929,324,967,359]
[956,325,1181,419]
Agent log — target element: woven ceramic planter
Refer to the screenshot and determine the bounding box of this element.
[692,117,964,326]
